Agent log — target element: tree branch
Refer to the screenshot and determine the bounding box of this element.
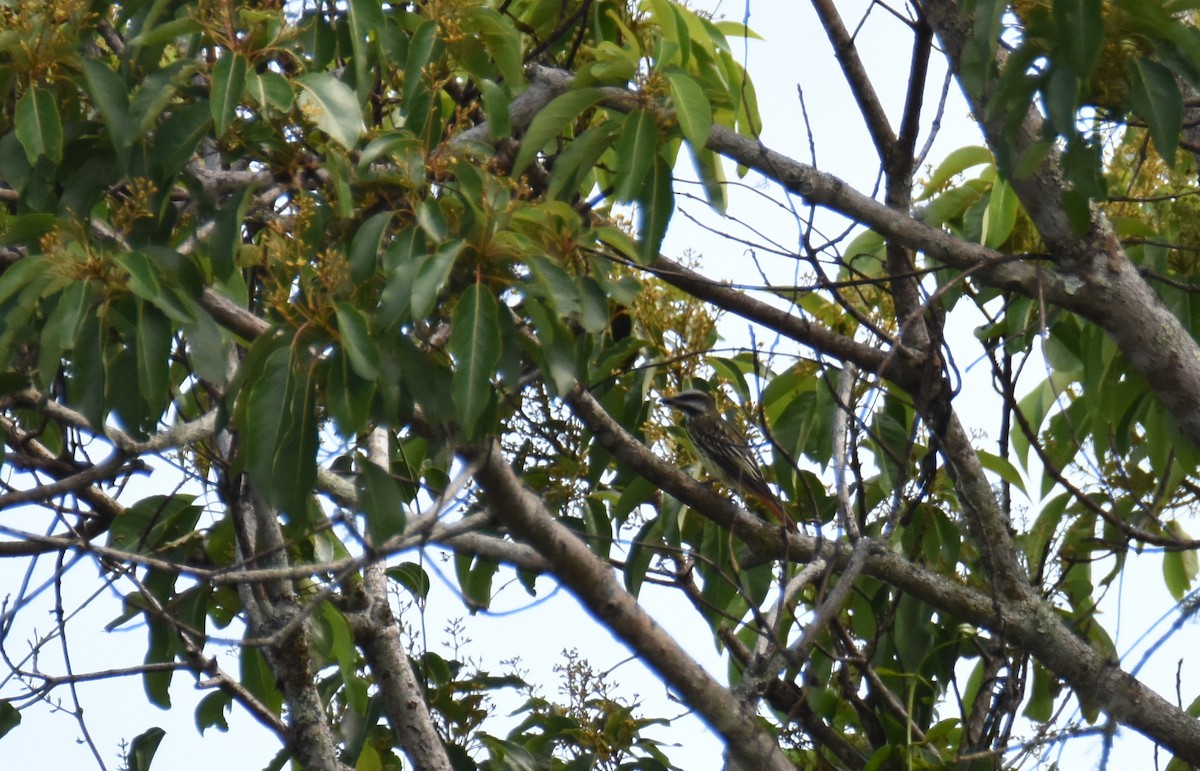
[463,438,795,770]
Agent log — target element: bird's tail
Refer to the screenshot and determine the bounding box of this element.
[751,488,798,531]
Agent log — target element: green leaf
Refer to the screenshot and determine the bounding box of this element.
[613,109,657,202]
[450,283,502,437]
[131,61,193,134]
[666,68,712,150]
[386,562,432,602]
[1024,663,1059,722]
[480,79,511,139]
[154,101,211,177]
[526,253,580,316]
[511,88,606,176]
[0,213,56,247]
[958,0,1005,98]
[976,449,1026,496]
[335,302,381,380]
[394,334,456,424]
[128,15,203,48]
[981,178,1018,248]
[411,240,462,319]
[402,19,444,131]
[81,59,133,159]
[114,251,197,324]
[454,552,498,611]
[348,0,385,104]
[348,214,388,283]
[1054,0,1104,79]
[246,70,294,113]
[471,7,524,87]
[71,307,106,428]
[1163,521,1197,600]
[210,183,258,280]
[418,198,451,242]
[142,615,173,708]
[1043,63,1080,136]
[297,73,366,149]
[134,301,172,432]
[210,53,247,136]
[624,518,663,598]
[126,726,166,771]
[184,314,228,385]
[326,347,375,437]
[239,339,319,517]
[637,154,674,263]
[240,646,283,716]
[359,461,407,547]
[713,20,763,40]
[195,691,232,735]
[108,494,202,554]
[14,87,63,164]
[1129,57,1183,166]
[545,119,621,200]
[918,145,992,200]
[0,256,50,305]
[690,145,727,214]
[0,700,19,738]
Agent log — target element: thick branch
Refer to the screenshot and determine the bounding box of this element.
[344,429,452,771]
[463,439,794,771]
[568,387,1200,762]
[921,0,1200,450]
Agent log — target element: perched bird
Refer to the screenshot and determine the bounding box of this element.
[662,390,796,530]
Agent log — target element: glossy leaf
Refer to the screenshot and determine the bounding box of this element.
[1129,57,1182,166]
[545,120,621,200]
[81,58,133,157]
[209,183,258,280]
[637,154,674,263]
[195,692,232,735]
[1163,521,1198,600]
[359,461,407,546]
[450,283,502,437]
[980,178,1018,248]
[455,552,498,611]
[348,0,384,103]
[246,70,294,113]
[154,101,211,177]
[402,19,444,131]
[239,340,319,518]
[480,79,511,139]
[1054,0,1104,78]
[14,87,62,164]
[613,109,657,202]
[126,726,166,771]
[387,562,432,602]
[511,88,606,176]
[336,302,381,380]
[210,52,248,136]
[297,73,366,149]
[131,301,173,437]
[0,700,19,739]
[411,240,463,319]
[918,145,992,200]
[666,69,712,151]
[240,646,283,716]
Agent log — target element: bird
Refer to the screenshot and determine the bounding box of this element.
[662,389,796,530]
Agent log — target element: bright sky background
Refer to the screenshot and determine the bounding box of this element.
[2,1,1197,769]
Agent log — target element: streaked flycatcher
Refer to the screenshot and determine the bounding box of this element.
[663,390,796,530]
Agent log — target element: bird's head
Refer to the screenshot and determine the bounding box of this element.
[662,390,718,418]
